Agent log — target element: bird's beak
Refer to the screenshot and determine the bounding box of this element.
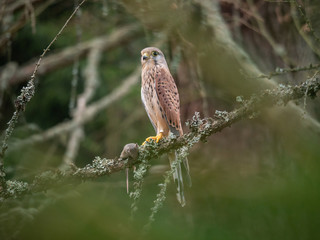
[142,52,149,60]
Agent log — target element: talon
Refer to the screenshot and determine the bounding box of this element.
[142,132,163,145]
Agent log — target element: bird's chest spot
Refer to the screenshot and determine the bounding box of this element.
[142,73,156,101]
[142,72,162,114]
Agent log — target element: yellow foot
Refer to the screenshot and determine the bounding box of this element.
[142,132,163,145]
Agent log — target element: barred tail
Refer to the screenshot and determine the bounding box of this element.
[183,157,192,187]
[169,151,186,207]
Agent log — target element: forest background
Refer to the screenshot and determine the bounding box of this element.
[0,0,320,239]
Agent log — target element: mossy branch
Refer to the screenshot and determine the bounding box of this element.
[0,0,87,195]
[1,76,319,201]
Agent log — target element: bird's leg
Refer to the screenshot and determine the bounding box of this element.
[142,132,163,145]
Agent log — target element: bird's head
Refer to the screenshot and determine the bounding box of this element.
[141,47,168,68]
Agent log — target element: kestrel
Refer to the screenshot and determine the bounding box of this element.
[140,47,191,206]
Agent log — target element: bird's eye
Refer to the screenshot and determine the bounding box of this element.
[151,51,159,57]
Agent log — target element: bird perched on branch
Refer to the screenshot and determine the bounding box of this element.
[140,47,191,206]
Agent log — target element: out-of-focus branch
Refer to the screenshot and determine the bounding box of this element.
[257,63,320,79]
[290,1,320,57]
[62,45,102,167]
[2,0,43,15]
[195,0,320,131]
[2,76,320,200]
[0,62,17,108]
[0,0,56,52]
[245,0,293,66]
[11,68,140,149]
[0,0,87,195]
[62,0,85,167]
[68,0,83,112]
[6,24,142,85]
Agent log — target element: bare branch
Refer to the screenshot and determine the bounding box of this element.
[257,63,320,79]
[246,0,293,65]
[0,0,56,52]
[11,68,140,149]
[68,0,83,112]
[290,1,320,57]
[0,0,87,194]
[62,44,103,167]
[7,24,141,85]
[194,0,320,131]
[294,1,320,44]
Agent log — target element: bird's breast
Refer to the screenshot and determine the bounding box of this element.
[141,67,169,136]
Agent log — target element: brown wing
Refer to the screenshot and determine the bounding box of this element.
[155,67,182,136]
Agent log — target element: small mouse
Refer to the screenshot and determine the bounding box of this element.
[119,143,139,194]
[120,143,139,161]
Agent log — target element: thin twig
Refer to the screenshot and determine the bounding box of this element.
[0,0,87,194]
[294,0,320,44]
[290,1,320,57]
[7,24,141,85]
[257,63,320,79]
[246,0,293,66]
[10,68,140,150]
[0,0,55,51]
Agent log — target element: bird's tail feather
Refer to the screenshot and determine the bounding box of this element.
[183,157,192,187]
[169,151,190,207]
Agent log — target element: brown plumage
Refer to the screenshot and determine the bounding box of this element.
[140,47,191,206]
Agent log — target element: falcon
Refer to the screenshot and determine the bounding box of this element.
[140,47,191,206]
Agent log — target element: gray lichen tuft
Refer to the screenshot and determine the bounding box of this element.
[144,145,190,232]
[15,81,35,112]
[5,180,29,199]
[186,112,203,132]
[214,110,230,122]
[130,146,152,218]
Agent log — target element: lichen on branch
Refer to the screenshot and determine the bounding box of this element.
[0,0,87,195]
[1,76,319,201]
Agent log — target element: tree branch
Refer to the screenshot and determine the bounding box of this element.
[2,76,319,200]
[62,43,102,167]
[0,0,87,196]
[9,68,140,151]
[0,0,56,52]
[6,23,142,85]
